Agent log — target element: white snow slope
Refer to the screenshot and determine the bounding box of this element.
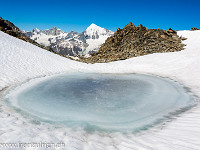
[0,30,200,150]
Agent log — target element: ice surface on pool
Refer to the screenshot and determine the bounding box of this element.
[7,73,195,132]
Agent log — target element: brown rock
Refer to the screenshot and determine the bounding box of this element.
[167,28,176,34]
[191,27,199,31]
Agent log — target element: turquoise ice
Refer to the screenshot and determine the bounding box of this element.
[10,73,195,132]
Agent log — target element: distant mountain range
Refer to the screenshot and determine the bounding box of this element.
[23,24,114,57]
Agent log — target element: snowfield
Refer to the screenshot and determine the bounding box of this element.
[0,30,200,150]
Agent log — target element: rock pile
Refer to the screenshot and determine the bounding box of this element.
[79,22,186,63]
[191,27,199,31]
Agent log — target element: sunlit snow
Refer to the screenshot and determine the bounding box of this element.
[0,30,200,149]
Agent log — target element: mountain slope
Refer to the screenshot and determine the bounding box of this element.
[0,31,76,90]
[24,24,114,57]
[0,17,54,52]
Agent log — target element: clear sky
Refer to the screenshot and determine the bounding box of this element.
[0,0,199,32]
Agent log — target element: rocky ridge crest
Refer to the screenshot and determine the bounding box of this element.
[80,22,186,63]
[191,27,199,31]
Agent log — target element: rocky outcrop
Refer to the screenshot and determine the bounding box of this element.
[0,17,25,38]
[191,27,199,31]
[79,22,186,63]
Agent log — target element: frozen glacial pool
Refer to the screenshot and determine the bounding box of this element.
[6,73,196,133]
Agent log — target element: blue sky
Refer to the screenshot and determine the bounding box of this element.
[0,0,199,32]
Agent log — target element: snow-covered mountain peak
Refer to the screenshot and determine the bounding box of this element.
[87,23,99,29]
[51,26,61,31]
[85,23,106,35]
[32,28,40,33]
[40,27,65,36]
[84,23,114,39]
